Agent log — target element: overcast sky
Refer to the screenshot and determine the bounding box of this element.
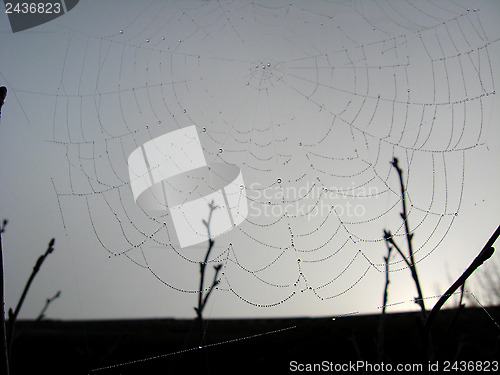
[0,0,499,321]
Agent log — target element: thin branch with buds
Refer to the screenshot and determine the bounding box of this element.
[383,158,426,318]
[381,156,500,360]
[194,201,222,346]
[6,238,55,358]
[36,290,62,322]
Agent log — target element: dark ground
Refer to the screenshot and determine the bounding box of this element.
[9,306,500,374]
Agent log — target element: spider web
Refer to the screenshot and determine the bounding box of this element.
[9,0,498,314]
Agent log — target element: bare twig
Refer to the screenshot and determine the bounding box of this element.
[389,157,426,317]
[383,230,412,270]
[194,201,222,346]
[381,156,499,361]
[0,92,8,373]
[7,238,55,356]
[468,255,500,305]
[424,224,500,332]
[381,247,392,314]
[381,157,428,360]
[36,290,61,321]
[0,86,6,118]
[202,264,222,310]
[377,241,392,361]
[0,219,10,375]
[433,284,466,360]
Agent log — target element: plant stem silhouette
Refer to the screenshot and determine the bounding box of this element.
[383,157,426,318]
[377,240,392,361]
[1,220,10,375]
[0,86,6,118]
[36,290,61,321]
[6,238,55,359]
[381,157,429,360]
[194,201,222,347]
[381,157,500,360]
[424,225,499,333]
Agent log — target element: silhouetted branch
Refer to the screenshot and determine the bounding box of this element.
[0,220,7,235]
[36,290,61,322]
[380,162,499,361]
[195,201,222,347]
[0,219,10,375]
[389,157,426,317]
[202,264,222,309]
[467,253,500,305]
[7,238,55,356]
[433,284,466,359]
[0,86,6,118]
[381,157,429,360]
[378,241,392,361]
[381,244,392,315]
[424,224,499,333]
[383,230,412,270]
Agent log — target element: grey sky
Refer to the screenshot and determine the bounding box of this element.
[0,0,499,320]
